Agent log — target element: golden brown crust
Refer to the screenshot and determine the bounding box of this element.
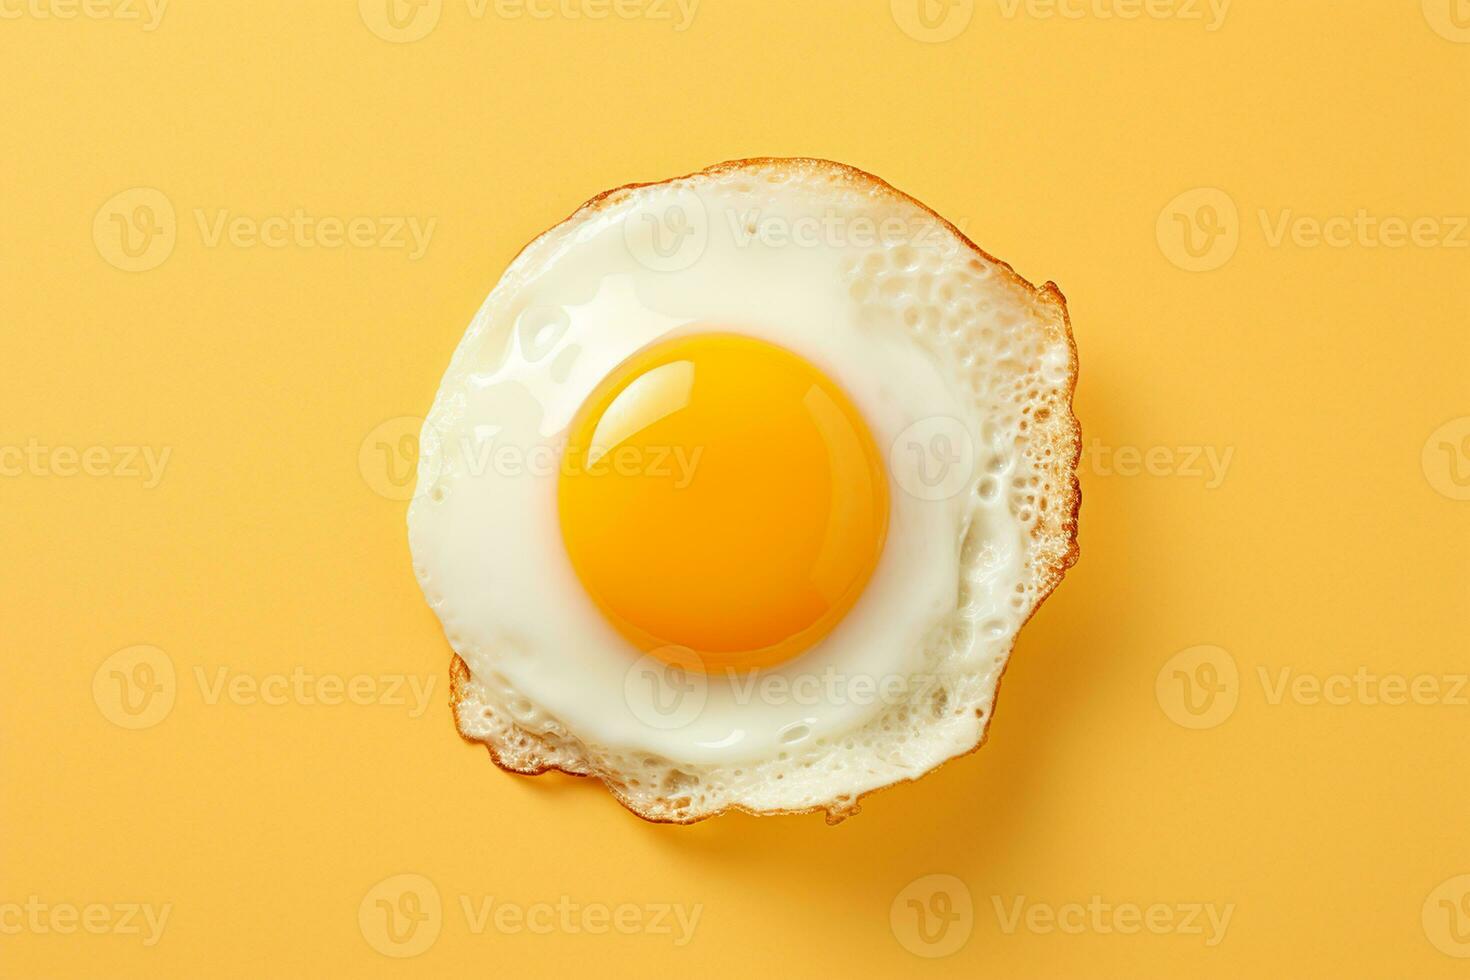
[445,157,1081,825]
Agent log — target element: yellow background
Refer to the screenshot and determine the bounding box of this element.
[2,0,1467,976]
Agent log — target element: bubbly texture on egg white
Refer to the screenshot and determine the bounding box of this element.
[409,158,1079,823]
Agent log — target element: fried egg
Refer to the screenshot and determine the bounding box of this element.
[408,158,1079,823]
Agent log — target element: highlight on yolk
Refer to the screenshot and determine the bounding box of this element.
[557,333,890,672]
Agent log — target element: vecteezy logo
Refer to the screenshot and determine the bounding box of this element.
[1156,645,1239,730]
[93,188,177,273]
[359,874,443,958]
[359,0,442,42]
[1156,187,1239,272]
[623,647,708,730]
[360,415,440,501]
[621,188,709,272]
[890,874,973,958]
[1423,874,1470,957]
[1422,417,1470,501]
[1422,0,1470,42]
[890,416,976,501]
[890,0,975,43]
[93,645,177,730]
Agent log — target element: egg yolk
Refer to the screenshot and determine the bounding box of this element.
[558,333,890,672]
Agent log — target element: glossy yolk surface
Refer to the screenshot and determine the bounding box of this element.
[557,333,889,672]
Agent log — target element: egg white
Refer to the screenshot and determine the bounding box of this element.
[408,159,1079,822]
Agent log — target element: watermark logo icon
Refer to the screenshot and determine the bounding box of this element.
[1157,187,1239,272]
[890,416,976,501]
[360,0,442,42]
[1156,645,1238,729]
[1422,417,1470,501]
[359,874,443,958]
[1422,0,1470,42]
[1423,874,1470,957]
[623,189,709,272]
[93,645,177,730]
[361,416,438,501]
[623,647,708,730]
[891,874,973,957]
[94,188,176,273]
[890,0,975,42]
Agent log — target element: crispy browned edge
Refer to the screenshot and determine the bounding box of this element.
[442,157,1082,826]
